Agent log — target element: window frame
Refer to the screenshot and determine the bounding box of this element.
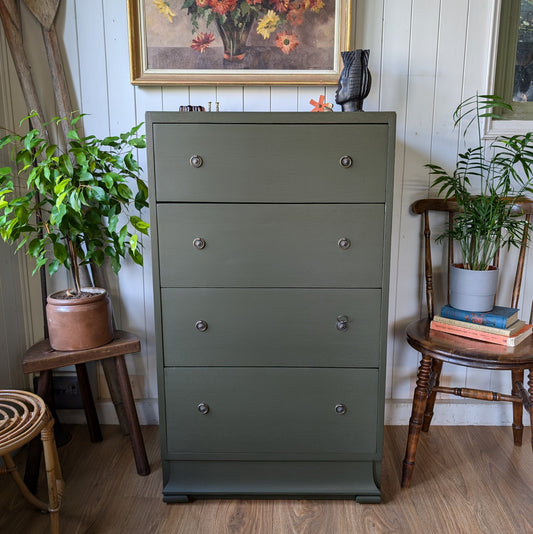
[487,0,533,136]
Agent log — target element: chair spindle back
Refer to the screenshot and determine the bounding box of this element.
[411,198,533,323]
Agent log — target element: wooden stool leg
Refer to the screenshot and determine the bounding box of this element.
[24,370,52,493]
[422,359,442,432]
[41,417,64,534]
[3,453,49,511]
[75,363,103,442]
[527,369,533,450]
[401,353,432,488]
[114,355,150,475]
[101,357,129,435]
[512,369,525,446]
[33,371,72,447]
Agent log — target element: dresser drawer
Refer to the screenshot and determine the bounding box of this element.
[152,123,388,203]
[161,288,381,367]
[157,203,385,288]
[164,368,379,457]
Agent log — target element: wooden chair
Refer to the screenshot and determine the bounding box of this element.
[0,390,64,534]
[22,330,150,493]
[402,198,533,488]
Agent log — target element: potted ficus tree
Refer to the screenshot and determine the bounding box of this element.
[426,94,533,312]
[0,113,149,350]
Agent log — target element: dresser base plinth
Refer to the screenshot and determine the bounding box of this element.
[162,460,381,502]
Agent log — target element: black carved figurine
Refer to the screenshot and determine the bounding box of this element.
[335,50,372,112]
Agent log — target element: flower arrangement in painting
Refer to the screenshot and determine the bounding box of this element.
[153,0,324,61]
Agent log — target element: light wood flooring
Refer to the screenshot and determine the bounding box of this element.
[1,424,532,533]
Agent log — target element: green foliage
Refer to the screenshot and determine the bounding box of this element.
[427,94,533,270]
[0,113,149,295]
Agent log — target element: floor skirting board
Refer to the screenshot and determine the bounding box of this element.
[385,399,519,425]
[58,398,159,426]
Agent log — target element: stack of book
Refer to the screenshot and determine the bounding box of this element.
[430,305,533,347]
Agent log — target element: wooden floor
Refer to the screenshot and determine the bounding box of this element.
[1,424,533,533]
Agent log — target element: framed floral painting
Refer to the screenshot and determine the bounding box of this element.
[127,0,353,84]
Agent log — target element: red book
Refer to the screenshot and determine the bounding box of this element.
[430,320,533,347]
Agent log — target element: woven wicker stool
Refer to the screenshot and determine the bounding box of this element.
[0,390,64,534]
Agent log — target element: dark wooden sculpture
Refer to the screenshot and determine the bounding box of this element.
[402,198,533,488]
[335,49,372,112]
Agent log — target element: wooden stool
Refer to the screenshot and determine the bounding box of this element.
[0,390,64,534]
[22,330,150,492]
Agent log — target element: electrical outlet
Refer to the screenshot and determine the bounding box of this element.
[35,375,84,409]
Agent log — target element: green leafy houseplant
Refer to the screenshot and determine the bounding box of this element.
[426,94,533,271]
[0,113,149,297]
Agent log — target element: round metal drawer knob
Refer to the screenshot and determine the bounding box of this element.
[195,320,208,332]
[336,315,349,331]
[338,237,351,250]
[198,403,210,415]
[190,154,203,168]
[339,155,353,168]
[193,237,206,250]
[335,404,347,415]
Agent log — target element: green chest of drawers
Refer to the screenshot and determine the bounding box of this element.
[146,112,396,503]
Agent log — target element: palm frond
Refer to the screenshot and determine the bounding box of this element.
[429,94,532,270]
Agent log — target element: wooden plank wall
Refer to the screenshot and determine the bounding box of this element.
[0,239,26,389]
[0,25,41,389]
[1,0,525,425]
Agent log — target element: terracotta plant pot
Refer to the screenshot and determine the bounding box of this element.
[46,287,113,351]
[449,264,499,312]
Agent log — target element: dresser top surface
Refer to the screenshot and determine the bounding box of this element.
[145,111,396,126]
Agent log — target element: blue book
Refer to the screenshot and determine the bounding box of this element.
[440,305,519,329]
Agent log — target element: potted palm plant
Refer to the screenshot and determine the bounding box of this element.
[0,113,149,350]
[426,94,533,311]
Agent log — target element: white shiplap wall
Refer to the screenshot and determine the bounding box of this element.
[1,0,525,425]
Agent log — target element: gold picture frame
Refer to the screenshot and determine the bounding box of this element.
[127,0,353,85]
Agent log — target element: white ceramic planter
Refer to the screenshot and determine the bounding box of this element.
[449,264,499,312]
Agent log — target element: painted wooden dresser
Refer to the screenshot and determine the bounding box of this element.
[146,112,395,503]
